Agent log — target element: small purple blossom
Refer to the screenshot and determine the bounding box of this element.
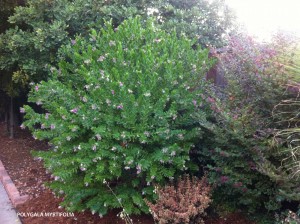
[109,40,116,46]
[50,124,55,130]
[84,59,91,64]
[20,107,25,113]
[220,151,228,157]
[20,124,25,129]
[119,82,123,87]
[117,104,123,110]
[35,85,39,91]
[50,67,56,73]
[233,182,243,188]
[45,113,50,119]
[214,167,222,172]
[92,145,97,151]
[177,134,184,140]
[71,39,76,45]
[248,161,256,170]
[136,164,142,174]
[207,97,215,103]
[41,124,45,129]
[193,100,197,106]
[97,55,105,62]
[70,108,78,114]
[220,176,229,184]
[111,90,115,95]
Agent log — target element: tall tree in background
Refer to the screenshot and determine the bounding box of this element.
[0,0,25,138]
[0,0,236,137]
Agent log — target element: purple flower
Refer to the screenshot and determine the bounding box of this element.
[193,100,197,106]
[71,39,76,45]
[35,85,39,91]
[214,167,222,172]
[233,182,243,188]
[70,108,78,114]
[136,165,142,174]
[220,176,229,184]
[50,124,55,130]
[45,113,50,119]
[97,55,105,62]
[248,161,256,170]
[95,134,102,141]
[242,188,248,192]
[20,124,25,129]
[20,107,25,113]
[220,151,228,157]
[117,104,123,110]
[109,40,116,46]
[119,82,123,87]
[207,97,215,103]
[111,90,115,95]
[41,124,45,129]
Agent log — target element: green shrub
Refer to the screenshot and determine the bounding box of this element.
[22,17,214,216]
[195,102,281,214]
[194,34,300,215]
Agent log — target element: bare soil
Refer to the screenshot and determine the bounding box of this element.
[0,122,255,224]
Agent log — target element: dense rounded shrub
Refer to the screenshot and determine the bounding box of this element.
[22,17,214,215]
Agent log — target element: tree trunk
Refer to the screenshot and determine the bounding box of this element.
[9,97,14,139]
[5,111,9,133]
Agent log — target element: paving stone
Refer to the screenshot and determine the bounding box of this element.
[0,182,21,224]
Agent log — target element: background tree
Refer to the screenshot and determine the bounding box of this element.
[0,0,25,137]
[0,0,236,130]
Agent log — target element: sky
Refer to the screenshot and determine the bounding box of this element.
[225,0,300,41]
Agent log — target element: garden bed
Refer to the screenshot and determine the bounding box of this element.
[0,122,254,224]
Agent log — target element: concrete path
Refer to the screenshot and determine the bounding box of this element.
[0,181,21,224]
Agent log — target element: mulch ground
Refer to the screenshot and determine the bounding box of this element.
[0,122,255,224]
